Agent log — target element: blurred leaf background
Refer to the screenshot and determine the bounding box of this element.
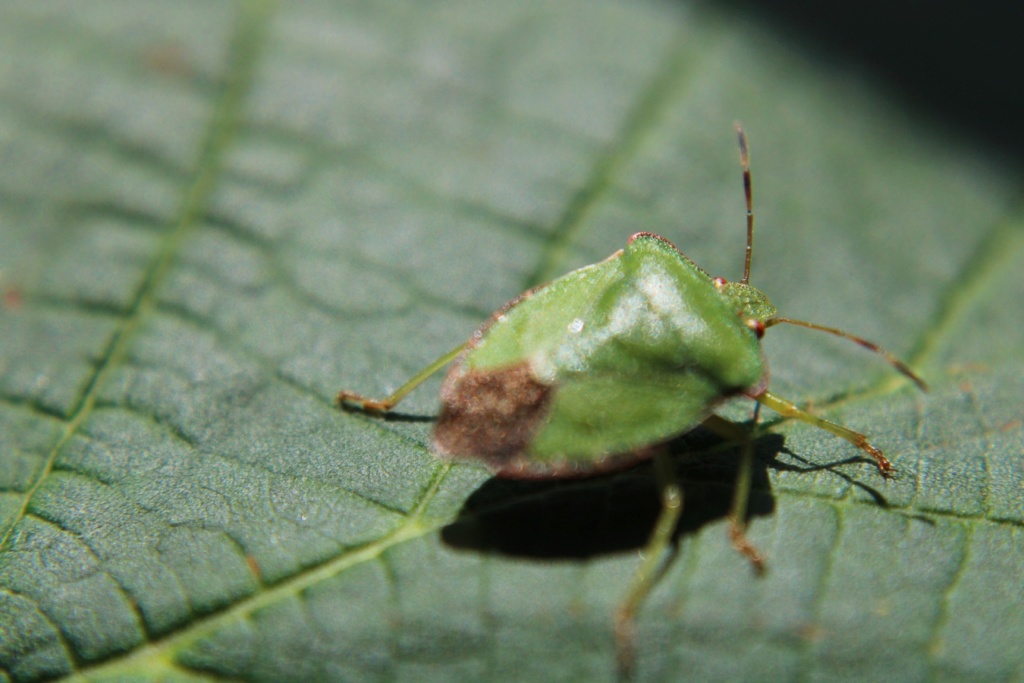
[0,1,1021,682]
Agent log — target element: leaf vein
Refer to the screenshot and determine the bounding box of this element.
[524,25,700,288]
[0,0,272,556]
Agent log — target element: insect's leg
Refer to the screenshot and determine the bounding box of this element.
[701,414,766,573]
[336,342,466,413]
[614,450,683,681]
[755,390,893,476]
[731,407,767,572]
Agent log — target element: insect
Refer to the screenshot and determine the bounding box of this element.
[338,126,926,678]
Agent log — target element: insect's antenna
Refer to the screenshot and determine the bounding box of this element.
[736,124,754,285]
[767,317,928,391]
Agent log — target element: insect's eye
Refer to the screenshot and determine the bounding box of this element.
[746,318,766,339]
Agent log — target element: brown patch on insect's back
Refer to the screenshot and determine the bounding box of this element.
[433,362,553,468]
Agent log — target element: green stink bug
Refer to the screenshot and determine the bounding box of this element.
[337,126,926,676]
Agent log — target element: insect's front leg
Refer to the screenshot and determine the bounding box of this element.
[755,391,893,476]
[701,413,767,573]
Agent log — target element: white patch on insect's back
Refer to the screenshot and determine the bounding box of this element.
[638,269,708,340]
[546,312,614,377]
[531,350,559,383]
[606,290,645,336]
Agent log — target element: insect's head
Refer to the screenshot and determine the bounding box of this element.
[713,277,777,339]
[725,125,926,391]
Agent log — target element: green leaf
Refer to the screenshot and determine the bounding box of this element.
[1,2,1022,682]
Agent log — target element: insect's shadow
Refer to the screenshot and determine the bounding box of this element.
[366,410,437,424]
[441,430,785,560]
[771,448,890,506]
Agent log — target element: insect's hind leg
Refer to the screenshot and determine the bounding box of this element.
[337,342,467,413]
[614,450,684,681]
